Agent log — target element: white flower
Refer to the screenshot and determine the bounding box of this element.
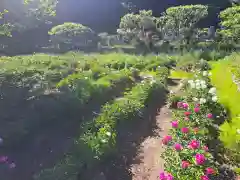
[200,80,206,85]
[208,72,212,76]
[208,87,216,94]
[200,98,207,104]
[106,132,111,137]
[237,129,240,135]
[203,71,208,76]
[212,96,218,102]
[190,83,195,88]
[192,97,198,102]
[195,79,200,83]
[196,85,201,90]
[101,139,107,143]
[188,80,194,84]
[202,84,207,89]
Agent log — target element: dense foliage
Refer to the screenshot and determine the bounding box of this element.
[48,22,97,50]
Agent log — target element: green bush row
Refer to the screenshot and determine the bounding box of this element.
[35,78,165,180]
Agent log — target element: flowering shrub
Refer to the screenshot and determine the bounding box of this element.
[161,70,223,180]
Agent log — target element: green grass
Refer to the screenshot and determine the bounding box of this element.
[170,70,194,79]
[210,55,240,118]
[209,53,240,154]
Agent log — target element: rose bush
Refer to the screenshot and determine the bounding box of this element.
[161,70,225,180]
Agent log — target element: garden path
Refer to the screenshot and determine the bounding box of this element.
[130,79,182,180]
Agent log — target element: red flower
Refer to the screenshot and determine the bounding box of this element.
[181,161,190,169]
[206,167,216,175]
[162,135,172,145]
[184,111,191,116]
[201,175,209,180]
[207,113,213,119]
[194,107,200,113]
[181,127,189,134]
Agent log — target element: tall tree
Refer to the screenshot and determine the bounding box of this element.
[162,5,208,49]
[218,5,240,45]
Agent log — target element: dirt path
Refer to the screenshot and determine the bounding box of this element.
[84,79,182,180]
[130,79,182,180]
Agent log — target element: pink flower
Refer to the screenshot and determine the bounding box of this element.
[203,145,209,152]
[159,172,174,180]
[194,107,200,113]
[159,172,166,180]
[174,143,183,151]
[195,153,206,165]
[201,175,209,180]
[182,103,189,109]
[184,112,191,116]
[206,167,216,175]
[0,156,8,163]
[166,173,174,180]
[184,117,189,121]
[181,161,190,169]
[162,135,172,145]
[177,102,183,108]
[171,121,178,128]
[189,140,200,149]
[181,127,189,134]
[207,113,213,119]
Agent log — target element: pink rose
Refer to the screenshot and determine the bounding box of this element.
[171,121,178,128]
[195,153,205,165]
[194,107,200,113]
[182,103,189,109]
[174,143,182,151]
[162,135,172,145]
[206,167,216,175]
[189,140,200,149]
[207,113,213,119]
[181,127,189,134]
[181,161,190,169]
[201,175,209,180]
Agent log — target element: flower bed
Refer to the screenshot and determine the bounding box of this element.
[161,70,228,180]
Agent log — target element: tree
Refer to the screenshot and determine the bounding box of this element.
[117,10,159,51]
[4,0,58,31]
[48,22,97,50]
[0,10,12,37]
[218,5,240,46]
[162,5,208,49]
